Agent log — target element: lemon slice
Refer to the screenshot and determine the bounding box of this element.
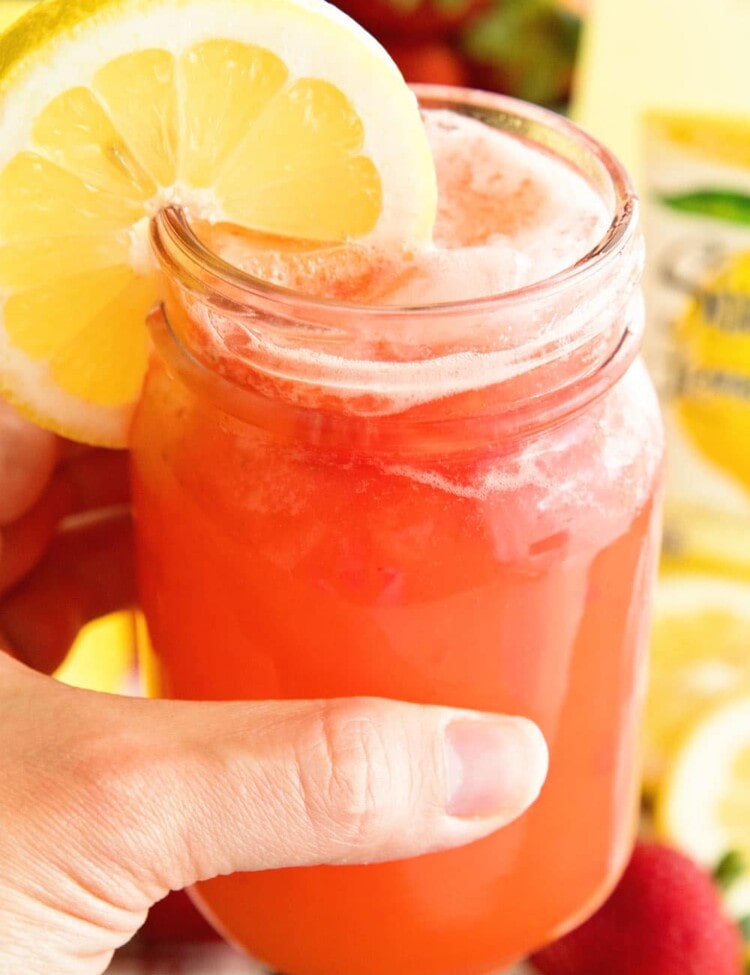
[55,611,136,692]
[0,0,436,446]
[656,693,750,917]
[0,2,35,33]
[643,572,750,792]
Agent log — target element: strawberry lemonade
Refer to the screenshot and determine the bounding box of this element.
[0,0,662,972]
[131,91,664,975]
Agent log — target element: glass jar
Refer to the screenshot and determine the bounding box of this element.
[131,87,664,975]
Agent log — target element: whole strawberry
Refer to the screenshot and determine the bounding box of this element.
[531,843,744,975]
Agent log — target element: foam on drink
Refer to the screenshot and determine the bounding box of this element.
[382,110,609,304]
[203,109,609,304]
[187,109,632,429]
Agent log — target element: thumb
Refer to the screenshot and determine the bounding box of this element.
[86,692,548,900]
[5,661,547,910]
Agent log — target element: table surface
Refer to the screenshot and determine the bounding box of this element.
[109,944,532,974]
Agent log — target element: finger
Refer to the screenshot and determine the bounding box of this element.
[1,665,547,966]
[0,511,135,674]
[0,451,131,595]
[0,402,58,525]
[62,692,548,899]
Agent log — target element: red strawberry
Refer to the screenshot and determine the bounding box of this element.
[530,843,744,975]
[386,39,470,86]
[332,0,491,39]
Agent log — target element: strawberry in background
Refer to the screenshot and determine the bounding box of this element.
[387,39,470,85]
[333,0,583,109]
[530,843,745,975]
[460,0,582,107]
[332,0,492,38]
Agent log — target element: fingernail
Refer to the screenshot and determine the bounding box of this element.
[444,717,548,820]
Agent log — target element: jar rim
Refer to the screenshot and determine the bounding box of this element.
[149,85,643,439]
[150,84,638,321]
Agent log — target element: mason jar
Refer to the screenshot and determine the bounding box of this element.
[131,87,664,975]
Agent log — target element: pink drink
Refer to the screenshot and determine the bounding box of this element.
[132,90,664,975]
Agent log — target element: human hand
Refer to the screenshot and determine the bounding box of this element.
[0,403,548,975]
[0,402,133,673]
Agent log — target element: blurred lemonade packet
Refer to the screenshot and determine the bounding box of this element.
[575,0,750,901]
[574,0,750,576]
[643,113,750,575]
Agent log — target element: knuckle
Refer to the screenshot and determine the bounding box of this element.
[62,730,150,827]
[298,700,398,849]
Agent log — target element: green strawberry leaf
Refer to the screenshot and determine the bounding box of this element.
[435,0,476,11]
[660,189,750,225]
[714,850,746,891]
[460,0,580,107]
